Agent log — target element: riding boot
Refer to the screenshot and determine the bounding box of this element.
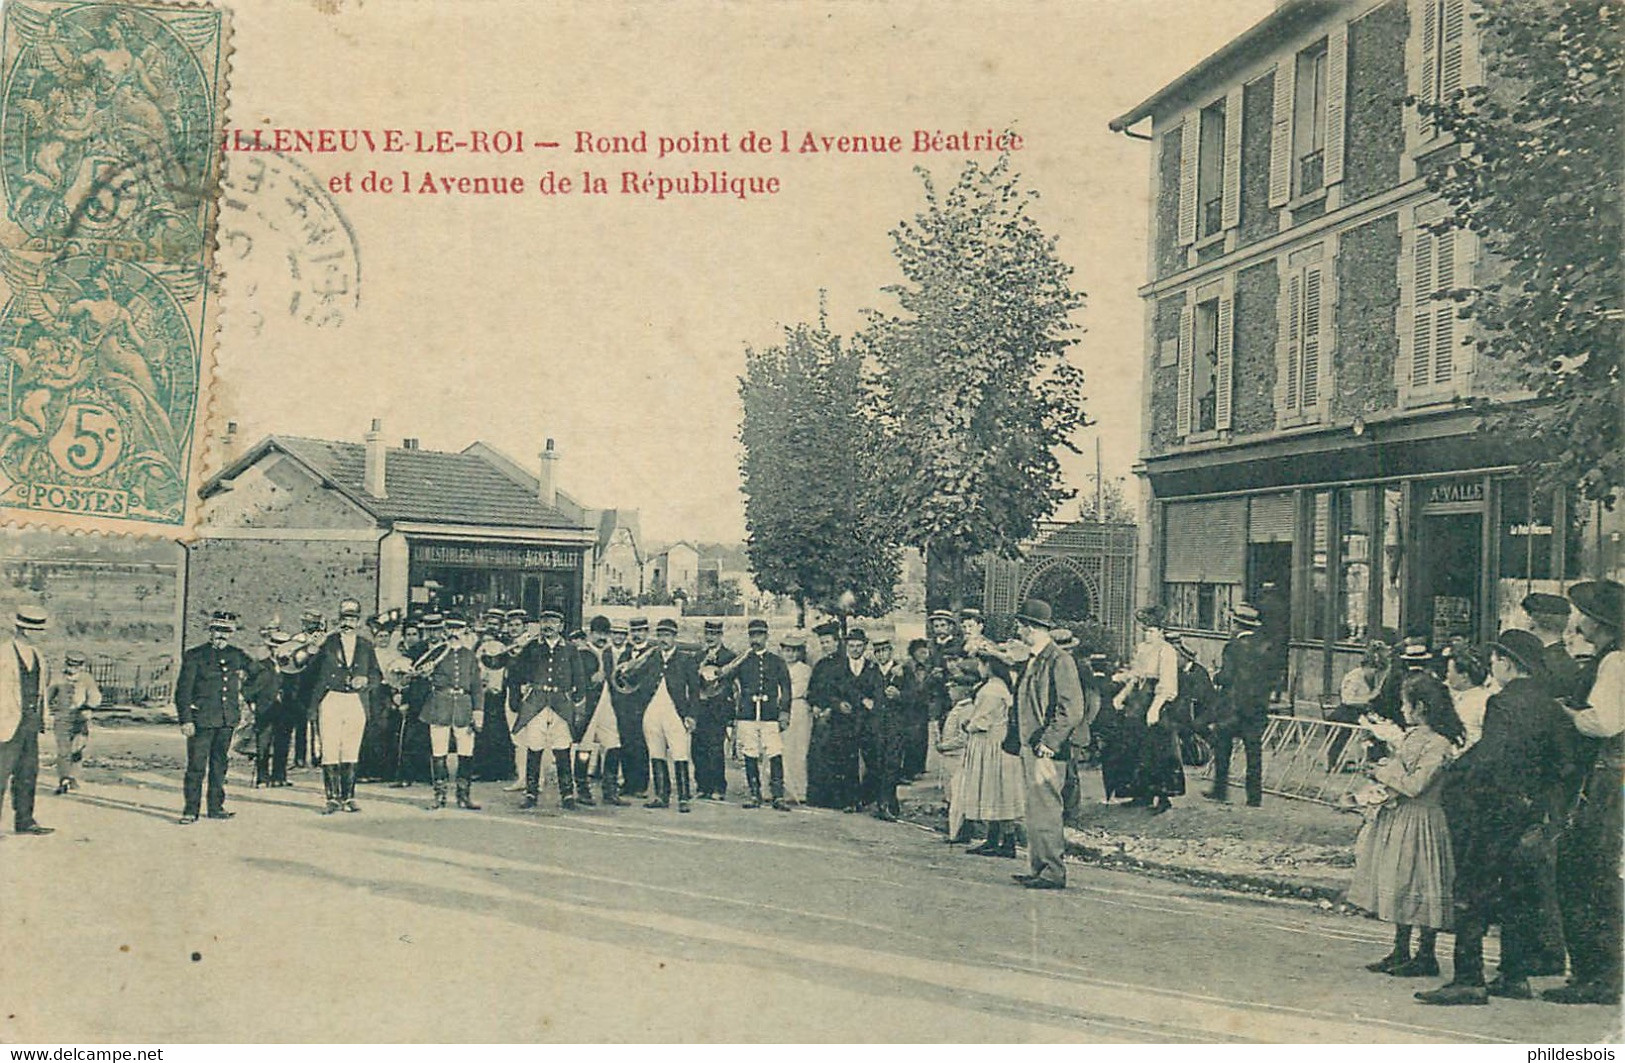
[342,763,361,811]
[455,757,480,810]
[429,756,448,809]
[601,749,628,806]
[768,755,789,810]
[573,753,596,806]
[320,765,341,814]
[646,760,670,808]
[743,757,763,808]
[521,750,542,809]
[554,749,577,809]
[675,760,693,813]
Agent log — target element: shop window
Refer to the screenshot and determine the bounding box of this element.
[1499,480,1582,582]
[1166,581,1236,633]
[1376,487,1403,641]
[1337,488,1376,643]
[1306,490,1332,640]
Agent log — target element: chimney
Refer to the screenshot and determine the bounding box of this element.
[364,418,387,498]
[538,437,558,509]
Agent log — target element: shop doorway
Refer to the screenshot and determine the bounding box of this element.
[1419,511,1483,644]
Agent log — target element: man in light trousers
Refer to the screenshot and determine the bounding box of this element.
[1011,598,1085,890]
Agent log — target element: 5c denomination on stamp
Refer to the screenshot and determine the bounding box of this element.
[0,0,228,533]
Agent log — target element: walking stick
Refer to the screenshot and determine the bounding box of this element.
[393,711,409,787]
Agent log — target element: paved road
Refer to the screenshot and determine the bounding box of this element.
[1,750,1618,1043]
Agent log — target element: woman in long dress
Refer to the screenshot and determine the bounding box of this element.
[937,671,976,843]
[1348,672,1465,978]
[1112,606,1180,808]
[956,653,1026,857]
[779,634,813,804]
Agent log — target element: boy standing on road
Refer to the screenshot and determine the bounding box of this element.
[50,650,101,794]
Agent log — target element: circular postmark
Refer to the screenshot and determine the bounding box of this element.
[219,150,361,334]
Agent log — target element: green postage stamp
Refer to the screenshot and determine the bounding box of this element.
[0,0,227,532]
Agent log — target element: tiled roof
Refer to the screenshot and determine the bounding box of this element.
[274,436,584,530]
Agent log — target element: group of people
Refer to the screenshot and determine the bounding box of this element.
[0,606,104,839]
[1336,582,1623,1009]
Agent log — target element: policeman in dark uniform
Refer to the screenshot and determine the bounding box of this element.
[692,619,738,800]
[731,618,792,810]
[512,608,587,809]
[174,611,252,824]
[1207,601,1272,807]
[416,615,482,810]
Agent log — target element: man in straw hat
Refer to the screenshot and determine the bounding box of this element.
[0,606,54,834]
[1009,599,1085,889]
[307,598,384,814]
[174,611,252,824]
[1208,601,1273,807]
[1547,579,1624,1006]
[1418,629,1583,1006]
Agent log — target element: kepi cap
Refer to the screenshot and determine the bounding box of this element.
[746,618,769,635]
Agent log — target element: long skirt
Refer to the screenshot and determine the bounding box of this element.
[782,698,812,802]
[470,690,517,781]
[1098,703,1145,800]
[1348,797,1455,930]
[807,713,860,808]
[956,730,1025,821]
[1140,718,1186,798]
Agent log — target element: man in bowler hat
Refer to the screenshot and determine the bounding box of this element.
[1011,599,1085,890]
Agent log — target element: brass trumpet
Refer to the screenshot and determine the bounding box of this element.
[611,644,659,693]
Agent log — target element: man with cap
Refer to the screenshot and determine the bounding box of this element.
[491,609,531,790]
[1208,602,1273,807]
[173,611,252,824]
[245,629,287,787]
[731,618,792,810]
[1522,592,1584,706]
[692,619,739,800]
[291,608,326,768]
[610,617,652,797]
[804,620,847,807]
[414,615,483,811]
[574,615,627,806]
[1547,580,1625,1006]
[1417,629,1583,1006]
[512,608,588,809]
[806,625,883,812]
[0,607,54,835]
[306,599,384,813]
[1011,599,1085,889]
[48,649,100,795]
[926,609,965,734]
[614,617,701,812]
[864,632,909,820]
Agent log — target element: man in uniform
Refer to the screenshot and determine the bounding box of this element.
[1547,580,1625,1006]
[1523,592,1584,706]
[416,615,483,811]
[575,615,627,806]
[616,617,700,812]
[611,617,652,797]
[291,609,325,768]
[512,608,587,809]
[307,599,383,814]
[866,634,909,821]
[0,606,54,834]
[246,629,285,787]
[731,617,792,810]
[174,611,251,824]
[1208,601,1273,807]
[692,619,738,800]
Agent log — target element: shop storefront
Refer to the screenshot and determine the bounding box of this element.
[406,538,585,628]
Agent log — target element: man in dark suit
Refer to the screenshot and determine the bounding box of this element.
[807,626,884,813]
[1417,630,1583,1006]
[306,599,385,813]
[867,634,910,821]
[610,618,652,797]
[1011,598,1085,890]
[1208,602,1273,807]
[573,615,626,806]
[692,619,738,800]
[1523,593,1584,706]
[615,617,701,812]
[175,611,253,824]
[731,617,792,810]
[0,606,53,836]
[512,609,587,810]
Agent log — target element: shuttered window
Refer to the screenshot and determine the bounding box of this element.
[1417,0,1467,141]
[1178,113,1199,247]
[1269,30,1349,205]
[1249,493,1296,543]
[1181,94,1241,246]
[1164,498,1247,584]
[1177,285,1234,439]
[1283,261,1327,415]
[1409,227,1463,388]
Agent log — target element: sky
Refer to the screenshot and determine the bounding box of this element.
[213,0,1277,543]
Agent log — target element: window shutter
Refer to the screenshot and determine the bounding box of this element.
[1411,230,1435,386]
[1222,87,1243,230]
[1302,267,1323,406]
[1165,499,1247,584]
[1325,25,1348,185]
[1177,304,1195,437]
[1285,271,1304,408]
[1433,231,1456,383]
[1269,62,1294,207]
[1418,0,1440,140]
[1439,0,1466,105]
[1178,113,1198,247]
[1215,291,1235,430]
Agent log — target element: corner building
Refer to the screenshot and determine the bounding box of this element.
[1111,0,1592,706]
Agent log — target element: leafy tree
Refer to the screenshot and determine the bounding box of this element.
[739,305,900,627]
[1423,0,1622,504]
[866,155,1088,608]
